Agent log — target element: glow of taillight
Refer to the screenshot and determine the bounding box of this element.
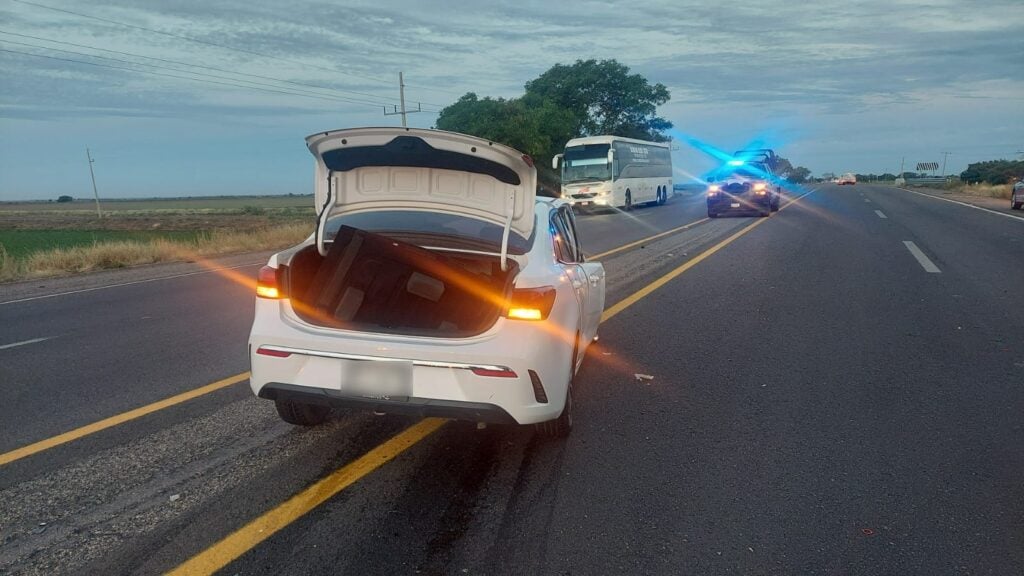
[508,307,543,320]
[256,347,292,358]
[506,287,556,321]
[256,265,284,299]
[708,184,721,192]
[753,182,767,191]
[471,367,518,378]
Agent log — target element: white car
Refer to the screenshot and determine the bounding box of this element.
[837,173,857,185]
[1012,179,1023,210]
[248,127,605,438]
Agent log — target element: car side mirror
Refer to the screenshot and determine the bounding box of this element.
[552,154,562,170]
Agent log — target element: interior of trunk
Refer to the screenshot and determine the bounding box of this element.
[285,226,518,337]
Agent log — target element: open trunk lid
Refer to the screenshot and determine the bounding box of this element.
[306,128,537,266]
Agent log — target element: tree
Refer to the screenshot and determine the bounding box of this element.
[960,159,1024,184]
[524,59,672,141]
[57,195,73,203]
[436,93,575,190]
[787,166,812,183]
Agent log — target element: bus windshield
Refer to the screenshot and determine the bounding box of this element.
[562,144,611,184]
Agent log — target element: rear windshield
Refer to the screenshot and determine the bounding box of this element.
[324,210,533,255]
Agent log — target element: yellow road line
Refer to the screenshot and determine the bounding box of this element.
[0,371,249,466]
[166,417,448,576]
[166,188,817,574]
[601,189,814,322]
[587,217,709,261]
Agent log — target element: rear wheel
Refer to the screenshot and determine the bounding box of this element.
[708,210,719,218]
[760,203,771,217]
[771,194,780,212]
[275,399,330,426]
[659,187,667,205]
[624,190,633,211]
[1013,199,1022,210]
[536,334,578,439]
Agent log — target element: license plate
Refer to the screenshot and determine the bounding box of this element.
[339,359,412,400]
[580,201,591,206]
[730,202,741,208]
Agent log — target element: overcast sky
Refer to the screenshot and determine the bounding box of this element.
[1,0,1022,200]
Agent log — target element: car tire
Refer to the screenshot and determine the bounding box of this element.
[535,335,578,439]
[771,194,780,212]
[760,203,771,217]
[708,210,718,218]
[1012,200,1022,210]
[275,398,330,426]
[658,187,667,206]
[624,190,632,211]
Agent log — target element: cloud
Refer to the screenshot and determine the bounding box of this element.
[1,0,1021,198]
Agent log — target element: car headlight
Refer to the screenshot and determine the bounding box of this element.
[753,182,767,191]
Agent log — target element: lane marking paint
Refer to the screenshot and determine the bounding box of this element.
[875,210,888,219]
[903,241,941,273]
[166,417,447,576]
[0,262,265,306]
[0,336,53,350]
[602,189,815,322]
[166,188,818,574]
[0,197,794,466]
[0,372,250,466]
[895,187,1024,223]
[587,217,709,260]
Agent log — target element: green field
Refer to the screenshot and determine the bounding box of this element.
[0,229,203,259]
[0,195,314,213]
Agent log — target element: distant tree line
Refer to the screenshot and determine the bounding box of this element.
[959,159,1024,184]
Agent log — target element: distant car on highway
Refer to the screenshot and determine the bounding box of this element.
[248,127,605,439]
[1012,179,1023,210]
[837,173,857,185]
[705,160,781,218]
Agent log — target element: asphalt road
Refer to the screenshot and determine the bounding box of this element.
[1,184,1022,575]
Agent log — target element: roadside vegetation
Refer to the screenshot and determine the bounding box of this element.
[943,181,1012,200]
[0,196,313,282]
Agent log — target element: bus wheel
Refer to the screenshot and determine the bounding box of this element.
[658,187,667,205]
[624,190,632,211]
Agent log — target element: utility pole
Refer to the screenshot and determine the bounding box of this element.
[899,156,905,178]
[383,71,421,127]
[86,147,102,218]
[941,151,951,177]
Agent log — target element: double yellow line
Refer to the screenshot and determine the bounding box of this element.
[169,192,814,575]
[0,214,712,468]
[4,191,814,574]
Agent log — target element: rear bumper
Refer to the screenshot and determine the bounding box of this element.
[249,296,576,426]
[707,195,771,212]
[259,382,518,424]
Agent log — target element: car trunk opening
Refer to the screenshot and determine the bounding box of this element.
[285,226,519,338]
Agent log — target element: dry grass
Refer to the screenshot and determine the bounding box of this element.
[946,182,1012,200]
[1,223,311,282]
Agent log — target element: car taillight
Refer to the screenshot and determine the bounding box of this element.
[256,265,284,299]
[506,287,556,321]
[471,367,518,378]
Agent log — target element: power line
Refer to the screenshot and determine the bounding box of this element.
[0,30,439,109]
[9,0,452,106]
[0,47,406,107]
[0,36,397,108]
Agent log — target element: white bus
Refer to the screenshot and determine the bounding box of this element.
[552,135,673,210]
